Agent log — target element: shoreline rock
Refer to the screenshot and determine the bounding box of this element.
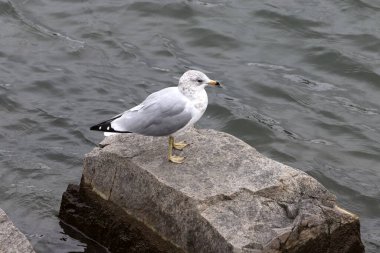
[0,208,35,253]
[60,128,364,252]
[59,184,184,253]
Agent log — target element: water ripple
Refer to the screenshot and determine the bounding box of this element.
[183,27,240,49]
[128,2,195,19]
[0,94,21,112]
[7,0,85,50]
[283,74,336,91]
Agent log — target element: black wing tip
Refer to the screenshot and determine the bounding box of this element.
[90,114,124,132]
[90,122,132,134]
[90,122,113,132]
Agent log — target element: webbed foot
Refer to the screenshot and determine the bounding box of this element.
[173,141,188,150]
[168,155,186,164]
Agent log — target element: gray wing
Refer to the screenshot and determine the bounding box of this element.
[111,87,193,136]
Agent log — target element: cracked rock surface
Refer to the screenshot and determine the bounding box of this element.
[0,208,35,253]
[80,128,364,253]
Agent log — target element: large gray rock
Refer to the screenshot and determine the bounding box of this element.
[0,208,35,253]
[80,128,363,253]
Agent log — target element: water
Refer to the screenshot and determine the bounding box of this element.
[0,0,379,252]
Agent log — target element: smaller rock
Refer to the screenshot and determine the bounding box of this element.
[0,208,35,253]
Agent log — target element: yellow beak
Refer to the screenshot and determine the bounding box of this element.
[207,80,221,86]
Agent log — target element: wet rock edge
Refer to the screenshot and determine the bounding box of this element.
[58,181,184,253]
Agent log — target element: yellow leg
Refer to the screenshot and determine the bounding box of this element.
[168,136,185,164]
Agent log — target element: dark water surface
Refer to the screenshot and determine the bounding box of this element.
[1,0,379,252]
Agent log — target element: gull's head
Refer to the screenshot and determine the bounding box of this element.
[178,70,220,91]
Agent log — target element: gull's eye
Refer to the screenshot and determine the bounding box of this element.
[196,79,203,83]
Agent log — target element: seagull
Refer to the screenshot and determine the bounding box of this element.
[90,70,220,164]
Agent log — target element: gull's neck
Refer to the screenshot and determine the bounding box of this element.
[178,85,205,100]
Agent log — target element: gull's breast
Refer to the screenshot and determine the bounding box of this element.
[173,89,208,135]
[190,89,208,121]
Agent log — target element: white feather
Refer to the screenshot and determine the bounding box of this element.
[104,132,120,136]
